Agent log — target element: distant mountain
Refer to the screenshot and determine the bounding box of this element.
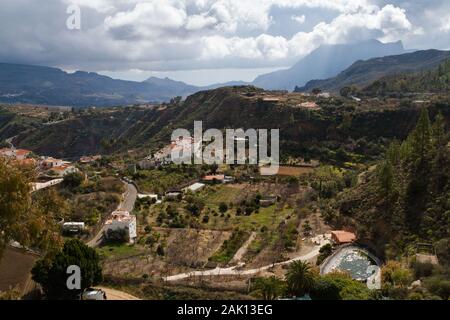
[297,49,450,93]
[252,40,406,90]
[203,80,251,90]
[361,57,450,96]
[0,63,200,107]
[143,77,199,96]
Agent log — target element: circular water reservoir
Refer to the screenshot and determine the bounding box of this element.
[321,246,380,281]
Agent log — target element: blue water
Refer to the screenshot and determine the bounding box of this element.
[335,250,375,280]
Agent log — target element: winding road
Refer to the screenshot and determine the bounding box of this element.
[87,181,137,247]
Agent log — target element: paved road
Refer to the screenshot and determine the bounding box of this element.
[119,182,138,212]
[30,179,63,193]
[87,182,137,247]
[164,235,330,281]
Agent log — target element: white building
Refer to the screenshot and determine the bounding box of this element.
[49,164,78,177]
[104,210,137,243]
[153,136,202,165]
[62,222,85,233]
[183,182,205,193]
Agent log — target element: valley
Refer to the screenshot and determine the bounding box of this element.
[1,73,448,300]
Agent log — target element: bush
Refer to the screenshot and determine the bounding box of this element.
[105,228,129,243]
[424,276,450,300]
[63,172,84,189]
[157,245,165,256]
[316,244,333,266]
[219,202,228,214]
[411,261,434,279]
[310,278,341,300]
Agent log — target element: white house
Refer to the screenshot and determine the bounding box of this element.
[153,136,202,165]
[40,157,64,169]
[48,164,78,177]
[104,210,137,243]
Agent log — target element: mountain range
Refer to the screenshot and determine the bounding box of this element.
[0,39,448,107]
[297,49,450,93]
[252,39,406,90]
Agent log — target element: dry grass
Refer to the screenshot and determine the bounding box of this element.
[0,247,38,296]
[271,166,314,176]
[102,228,232,278]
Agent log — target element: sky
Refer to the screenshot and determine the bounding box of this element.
[1,0,450,85]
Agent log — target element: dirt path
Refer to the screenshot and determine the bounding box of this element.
[230,232,256,264]
[96,287,141,300]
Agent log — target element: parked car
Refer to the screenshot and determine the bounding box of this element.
[81,288,107,300]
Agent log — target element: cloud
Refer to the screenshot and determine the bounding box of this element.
[292,15,306,24]
[0,0,446,74]
[440,16,450,33]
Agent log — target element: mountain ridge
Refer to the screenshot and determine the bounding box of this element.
[297,49,450,93]
[252,39,406,90]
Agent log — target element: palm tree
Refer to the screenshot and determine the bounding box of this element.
[251,276,285,300]
[286,261,316,297]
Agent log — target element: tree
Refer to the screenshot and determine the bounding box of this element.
[156,244,165,256]
[31,239,102,300]
[286,261,316,297]
[62,172,84,189]
[310,278,341,300]
[210,163,219,174]
[315,272,372,300]
[219,202,228,214]
[340,86,352,98]
[0,160,60,257]
[316,244,333,266]
[251,276,286,300]
[409,108,431,166]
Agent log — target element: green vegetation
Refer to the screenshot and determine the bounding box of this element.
[209,229,249,264]
[96,243,142,259]
[250,261,373,300]
[363,59,450,96]
[335,109,449,257]
[251,276,286,300]
[286,260,316,297]
[0,159,62,257]
[316,244,333,266]
[31,239,102,300]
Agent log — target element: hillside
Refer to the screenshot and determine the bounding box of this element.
[8,86,450,161]
[0,63,199,107]
[333,110,449,259]
[361,58,450,96]
[253,40,405,90]
[297,50,450,93]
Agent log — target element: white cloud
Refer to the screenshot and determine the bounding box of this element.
[440,16,450,32]
[291,15,306,24]
[1,0,446,74]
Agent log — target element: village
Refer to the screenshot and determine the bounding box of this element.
[1,131,388,300]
